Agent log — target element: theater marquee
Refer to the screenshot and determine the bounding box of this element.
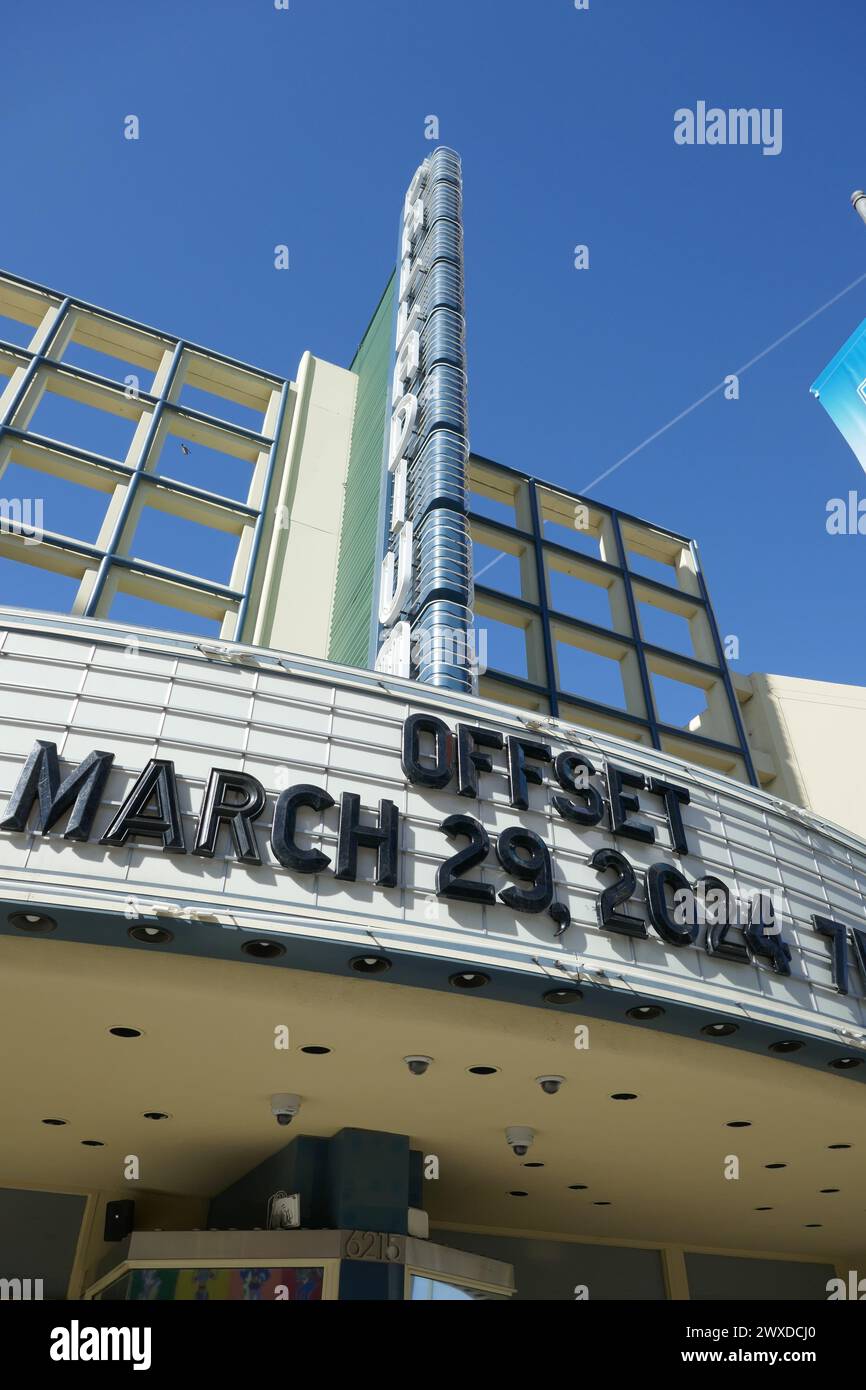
[0,615,865,1066]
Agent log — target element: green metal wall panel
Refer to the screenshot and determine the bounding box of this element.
[328,275,395,669]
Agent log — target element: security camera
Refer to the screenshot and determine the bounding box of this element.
[270,1094,301,1127]
[404,1055,433,1076]
[505,1125,534,1158]
[537,1075,566,1096]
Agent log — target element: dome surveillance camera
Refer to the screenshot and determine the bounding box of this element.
[537,1075,566,1096]
[270,1094,301,1127]
[404,1055,433,1076]
[505,1125,534,1158]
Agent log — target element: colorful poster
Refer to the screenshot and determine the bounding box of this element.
[123,1266,324,1301]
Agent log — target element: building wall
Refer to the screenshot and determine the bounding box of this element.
[249,354,358,658]
[737,671,866,842]
[328,276,395,670]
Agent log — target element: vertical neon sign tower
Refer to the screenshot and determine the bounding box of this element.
[374,148,475,693]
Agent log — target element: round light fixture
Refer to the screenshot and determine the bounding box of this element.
[726,1121,752,1128]
[128,925,174,945]
[300,1046,331,1055]
[829,1056,862,1070]
[543,988,583,1004]
[9,911,56,933]
[627,1005,665,1020]
[241,940,286,960]
[701,1021,739,1037]
[143,1111,170,1121]
[769,1039,804,1054]
[41,1118,67,1126]
[449,971,489,990]
[350,955,391,974]
[109,1027,142,1039]
[467,1066,499,1076]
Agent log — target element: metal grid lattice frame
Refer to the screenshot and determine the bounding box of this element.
[0,270,292,641]
[468,454,758,787]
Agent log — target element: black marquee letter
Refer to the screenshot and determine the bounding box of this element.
[646,862,696,946]
[271,784,334,874]
[552,751,605,827]
[100,759,186,852]
[814,915,851,995]
[606,764,655,845]
[506,736,551,810]
[193,769,267,865]
[401,714,453,789]
[0,740,114,842]
[456,724,503,798]
[335,793,399,888]
[648,777,691,856]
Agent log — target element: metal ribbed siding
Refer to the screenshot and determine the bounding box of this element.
[378,147,474,693]
[328,275,396,669]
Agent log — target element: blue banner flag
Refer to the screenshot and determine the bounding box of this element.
[811,317,866,473]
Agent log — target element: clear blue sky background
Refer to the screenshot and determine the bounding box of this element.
[2,0,864,687]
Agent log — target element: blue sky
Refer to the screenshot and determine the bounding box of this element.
[1,0,865,689]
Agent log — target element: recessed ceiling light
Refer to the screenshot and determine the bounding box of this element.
[765,1163,787,1169]
[128,925,174,945]
[241,940,286,960]
[701,1021,738,1037]
[828,1143,852,1150]
[300,1046,331,1055]
[467,1066,499,1076]
[9,911,56,933]
[610,1092,638,1101]
[829,1056,863,1070]
[804,1223,822,1229]
[507,1190,528,1198]
[81,1140,104,1147]
[819,1188,840,1194]
[543,988,583,1004]
[754,1206,773,1211]
[350,954,391,974]
[143,1111,170,1121]
[726,1121,752,1128]
[593,1201,612,1206]
[523,1161,545,1168]
[108,1027,142,1039]
[449,972,490,989]
[769,1039,804,1054]
[627,1005,665,1020]
[41,1118,67,1126]
[568,1184,588,1190]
